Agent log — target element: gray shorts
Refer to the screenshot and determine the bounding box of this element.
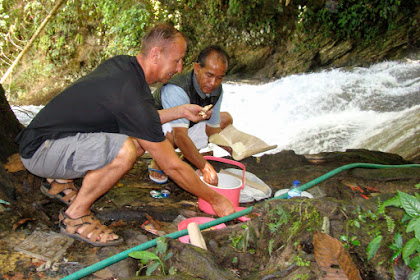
[21,132,128,179]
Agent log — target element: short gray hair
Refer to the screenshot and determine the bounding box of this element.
[141,23,186,56]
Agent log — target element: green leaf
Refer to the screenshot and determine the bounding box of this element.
[394,233,403,249]
[406,217,420,237]
[351,239,361,246]
[168,266,177,275]
[129,251,160,264]
[156,237,167,254]
[399,191,420,217]
[402,238,420,265]
[409,267,420,280]
[391,250,401,262]
[367,235,382,261]
[382,195,401,212]
[163,252,173,262]
[146,261,161,276]
[408,255,420,269]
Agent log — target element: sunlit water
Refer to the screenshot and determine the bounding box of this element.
[12,58,420,157]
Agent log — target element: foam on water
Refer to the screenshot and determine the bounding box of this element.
[221,59,420,155]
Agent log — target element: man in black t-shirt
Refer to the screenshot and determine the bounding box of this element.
[16,23,236,247]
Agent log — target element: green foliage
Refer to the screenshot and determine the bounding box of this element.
[390,233,404,262]
[268,238,274,256]
[298,0,414,43]
[292,255,311,280]
[1,0,417,102]
[293,255,310,267]
[129,237,175,276]
[1,0,159,100]
[96,0,155,57]
[288,202,321,241]
[175,0,291,60]
[367,235,382,261]
[369,191,420,280]
[267,205,290,233]
[340,234,361,249]
[229,224,257,253]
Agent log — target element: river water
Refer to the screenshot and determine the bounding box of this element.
[11,57,420,158]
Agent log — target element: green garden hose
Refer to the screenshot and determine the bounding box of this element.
[61,163,420,280]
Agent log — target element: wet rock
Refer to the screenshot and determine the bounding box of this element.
[168,241,238,280]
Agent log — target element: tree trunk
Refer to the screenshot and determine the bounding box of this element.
[0,84,23,163]
[0,84,23,202]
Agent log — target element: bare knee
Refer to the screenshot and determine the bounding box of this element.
[113,138,138,170]
[130,137,146,157]
[220,112,233,129]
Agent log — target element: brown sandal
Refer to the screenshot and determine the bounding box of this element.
[40,179,78,205]
[59,209,123,247]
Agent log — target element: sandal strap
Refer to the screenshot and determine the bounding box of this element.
[46,180,78,194]
[59,210,115,244]
[44,180,78,204]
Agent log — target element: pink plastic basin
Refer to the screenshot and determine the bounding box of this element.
[197,156,246,215]
[177,217,226,243]
[198,173,242,215]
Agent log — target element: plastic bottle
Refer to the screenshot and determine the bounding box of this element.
[287,180,301,198]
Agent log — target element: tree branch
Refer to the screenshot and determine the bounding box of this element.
[1,0,66,84]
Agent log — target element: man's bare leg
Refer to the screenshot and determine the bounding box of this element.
[220,112,233,129]
[63,138,142,242]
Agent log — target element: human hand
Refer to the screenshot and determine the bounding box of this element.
[211,195,236,217]
[201,162,218,186]
[180,104,212,122]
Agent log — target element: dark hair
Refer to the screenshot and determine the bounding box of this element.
[140,23,186,56]
[196,45,229,68]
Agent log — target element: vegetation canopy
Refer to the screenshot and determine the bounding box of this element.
[0,0,417,103]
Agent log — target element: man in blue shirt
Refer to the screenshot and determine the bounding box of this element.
[153,45,232,186]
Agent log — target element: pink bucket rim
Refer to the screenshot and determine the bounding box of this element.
[203,156,246,190]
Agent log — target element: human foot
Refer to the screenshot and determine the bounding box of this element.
[148,160,168,184]
[59,209,123,246]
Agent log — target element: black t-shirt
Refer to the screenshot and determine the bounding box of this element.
[16,55,165,158]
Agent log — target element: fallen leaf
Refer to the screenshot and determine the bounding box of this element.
[12,218,33,231]
[3,153,25,173]
[313,231,362,280]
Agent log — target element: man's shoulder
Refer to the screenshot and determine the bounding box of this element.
[100,55,135,70]
[161,84,189,103]
[167,70,193,85]
[89,55,141,82]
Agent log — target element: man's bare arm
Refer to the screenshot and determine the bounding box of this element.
[158,104,211,124]
[173,127,218,186]
[135,137,234,217]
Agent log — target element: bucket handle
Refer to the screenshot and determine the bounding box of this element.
[203,156,246,190]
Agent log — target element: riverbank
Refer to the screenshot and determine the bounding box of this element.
[1,149,419,279]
